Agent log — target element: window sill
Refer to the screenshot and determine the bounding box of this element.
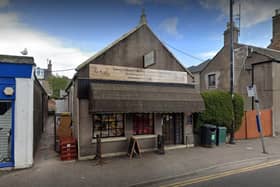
[92,137,127,144]
[133,134,157,140]
[208,86,217,89]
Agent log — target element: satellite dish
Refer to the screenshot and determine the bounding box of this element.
[20,48,28,55]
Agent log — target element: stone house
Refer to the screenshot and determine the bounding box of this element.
[189,9,280,136]
[66,12,204,159]
[188,59,210,91]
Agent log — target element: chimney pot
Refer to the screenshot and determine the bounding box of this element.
[276,9,280,16]
[224,21,239,46]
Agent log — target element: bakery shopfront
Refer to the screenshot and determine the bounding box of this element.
[66,17,204,159]
[68,64,204,159]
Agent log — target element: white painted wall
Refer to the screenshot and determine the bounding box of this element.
[55,99,68,113]
[14,78,34,168]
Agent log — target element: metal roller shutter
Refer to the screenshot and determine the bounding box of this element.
[0,102,12,162]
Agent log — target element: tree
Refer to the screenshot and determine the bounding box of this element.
[48,75,69,98]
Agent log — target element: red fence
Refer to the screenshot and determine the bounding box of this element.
[235,109,272,140]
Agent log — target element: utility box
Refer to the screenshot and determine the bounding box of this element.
[201,124,216,147]
[216,126,227,146]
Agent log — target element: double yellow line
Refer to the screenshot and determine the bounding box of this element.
[161,159,280,187]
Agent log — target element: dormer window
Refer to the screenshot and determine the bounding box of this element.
[208,74,216,87]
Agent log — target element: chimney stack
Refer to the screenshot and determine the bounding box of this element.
[47,60,52,72]
[224,22,239,46]
[268,9,280,50]
[46,59,52,79]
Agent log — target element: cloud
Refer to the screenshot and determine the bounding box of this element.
[199,50,218,59]
[125,0,143,5]
[159,17,183,38]
[0,12,93,78]
[0,0,9,8]
[125,0,188,6]
[200,0,280,27]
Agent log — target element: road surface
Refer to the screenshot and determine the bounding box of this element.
[163,161,280,187]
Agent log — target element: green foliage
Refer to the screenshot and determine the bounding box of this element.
[201,91,233,128]
[196,90,244,132]
[48,75,69,98]
[233,93,244,131]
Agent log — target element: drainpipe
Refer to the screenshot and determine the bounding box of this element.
[251,64,255,110]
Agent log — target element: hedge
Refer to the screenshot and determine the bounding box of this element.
[233,93,244,131]
[194,90,244,133]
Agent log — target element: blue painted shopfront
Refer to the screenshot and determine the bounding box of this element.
[0,62,33,168]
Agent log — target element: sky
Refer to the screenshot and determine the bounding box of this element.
[0,0,280,78]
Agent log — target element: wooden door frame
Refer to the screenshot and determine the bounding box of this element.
[162,113,184,145]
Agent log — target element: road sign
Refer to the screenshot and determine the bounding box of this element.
[247,84,267,154]
[247,85,256,97]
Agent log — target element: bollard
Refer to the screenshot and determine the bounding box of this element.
[94,135,105,165]
[95,135,102,159]
[157,134,165,154]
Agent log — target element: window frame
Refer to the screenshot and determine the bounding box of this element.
[92,113,125,139]
[208,74,216,87]
[132,113,154,135]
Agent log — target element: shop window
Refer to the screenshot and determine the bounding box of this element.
[208,74,216,87]
[93,114,124,138]
[133,113,154,135]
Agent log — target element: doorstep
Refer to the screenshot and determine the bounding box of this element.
[165,144,188,151]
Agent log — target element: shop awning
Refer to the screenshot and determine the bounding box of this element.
[89,80,204,113]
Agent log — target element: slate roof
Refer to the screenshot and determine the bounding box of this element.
[244,44,280,62]
[190,44,280,74]
[76,24,143,71]
[75,23,193,76]
[0,54,35,65]
[188,59,211,73]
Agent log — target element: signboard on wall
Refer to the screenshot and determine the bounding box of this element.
[89,64,188,84]
[247,84,256,97]
[35,68,45,80]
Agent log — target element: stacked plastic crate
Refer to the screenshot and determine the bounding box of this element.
[60,137,77,161]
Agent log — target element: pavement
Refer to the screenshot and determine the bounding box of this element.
[1,116,280,187]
